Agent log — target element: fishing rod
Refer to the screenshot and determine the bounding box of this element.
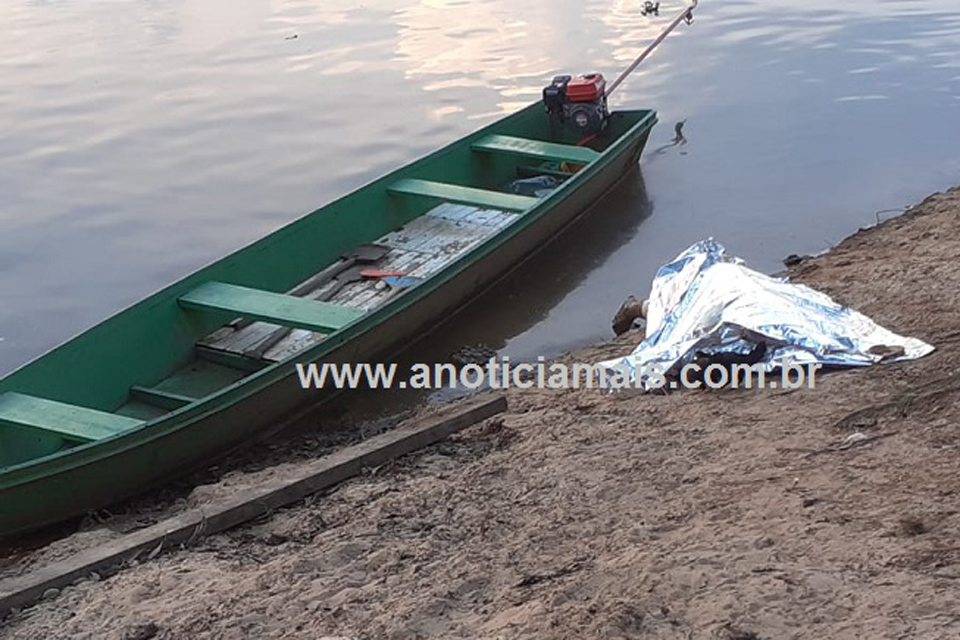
[606,0,699,98]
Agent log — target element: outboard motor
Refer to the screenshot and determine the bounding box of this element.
[542,73,609,136]
[541,1,700,137]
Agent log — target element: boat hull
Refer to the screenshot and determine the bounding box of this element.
[0,106,655,538]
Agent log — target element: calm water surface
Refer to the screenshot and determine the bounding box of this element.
[1,0,959,376]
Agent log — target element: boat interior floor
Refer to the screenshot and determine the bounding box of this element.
[115,203,519,420]
[201,203,518,362]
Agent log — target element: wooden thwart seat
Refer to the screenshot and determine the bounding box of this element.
[388,178,536,212]
[472,134,599,165]
[129,386,196,411]
[0,392,142,443]
[179,282,365,333]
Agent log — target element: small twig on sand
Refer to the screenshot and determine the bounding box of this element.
[803,431,898,458]
[515,559,587,588]
[831,376,960,432]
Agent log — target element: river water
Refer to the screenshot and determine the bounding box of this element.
[2,0,959,377]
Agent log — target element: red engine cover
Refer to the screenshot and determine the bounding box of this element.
[565,74,606,102]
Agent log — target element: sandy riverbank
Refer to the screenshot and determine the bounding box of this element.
[3,187,960,639]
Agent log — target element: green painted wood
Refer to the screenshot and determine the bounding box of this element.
[179,282,365,333]
[388,178,537,212]
[114,400,170,422]
[129,386,196,410]
[472,134,599,165]
[0,103,658,537]
[0,393,142,443]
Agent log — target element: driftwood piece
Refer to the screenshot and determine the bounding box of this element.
[0,395,507,618]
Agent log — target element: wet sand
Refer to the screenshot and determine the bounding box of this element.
[3,187,960,639]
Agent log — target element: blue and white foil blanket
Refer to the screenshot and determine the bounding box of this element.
[598,239,934,389]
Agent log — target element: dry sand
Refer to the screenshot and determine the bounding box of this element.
[3,188,960,639]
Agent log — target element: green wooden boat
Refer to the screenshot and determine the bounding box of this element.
[0,103,657,537]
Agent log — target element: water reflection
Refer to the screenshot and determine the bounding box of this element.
[0,0,959,377]
[392,0,559,115]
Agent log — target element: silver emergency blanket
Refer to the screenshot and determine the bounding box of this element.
[599,239,934,388]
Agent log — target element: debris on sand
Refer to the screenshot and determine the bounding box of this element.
[450,343,497,366]
[611,295,648,336]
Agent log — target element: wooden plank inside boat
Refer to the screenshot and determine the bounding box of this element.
[197,203,519,363]
[179,283,365,332]
[388,178,537,212]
